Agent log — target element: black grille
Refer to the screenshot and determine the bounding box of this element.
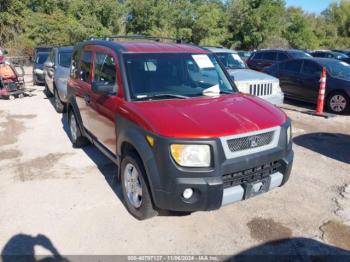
[222,161,282,189]
[227,131,274,152]
[249,83,273,96]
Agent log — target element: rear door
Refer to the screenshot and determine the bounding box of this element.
[44,49,55,93]
[278,60,303,98]
[73,47,96,133]
[299,60,322,102]
[88,46,121,154]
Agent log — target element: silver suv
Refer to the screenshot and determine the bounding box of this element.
[43,46,73,113]
[205,47,284,105]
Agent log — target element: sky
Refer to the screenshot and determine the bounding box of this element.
[285,0,333,14]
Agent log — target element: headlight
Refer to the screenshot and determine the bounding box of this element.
[170,144,211,167]
[287,125,292,144]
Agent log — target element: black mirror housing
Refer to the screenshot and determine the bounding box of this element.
[92,81,115,95]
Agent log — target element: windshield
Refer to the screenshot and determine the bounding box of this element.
[336,53,349,59]
[124,53,235,100]
[320,60,350,79]
[58,51,72,68]
[289,51,312,59]
[215,52,246,69]
[36,53,49,64]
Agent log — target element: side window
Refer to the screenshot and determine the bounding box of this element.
[94,52,117,87]
[79,51,92,82]
[263,52,277,61]
[302,61,321,76]
[277,53,289,61]
[283,60,302,73]
[70,49,80,79]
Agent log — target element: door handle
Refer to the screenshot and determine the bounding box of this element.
[84,94,91,104]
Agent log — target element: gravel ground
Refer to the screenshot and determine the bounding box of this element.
[0,67,349,260]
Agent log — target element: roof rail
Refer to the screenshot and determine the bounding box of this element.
[89,35,186,44]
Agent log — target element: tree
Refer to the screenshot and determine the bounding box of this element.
[226,0,286,49]
[283,7,319,49]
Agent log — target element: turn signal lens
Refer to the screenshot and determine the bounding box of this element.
[170,144,211,167]
[146,135,155,147]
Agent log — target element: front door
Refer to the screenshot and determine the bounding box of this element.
[88,46,121,154]
[299,60,323,103]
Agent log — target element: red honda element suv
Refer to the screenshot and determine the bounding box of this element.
[67,36,293,220]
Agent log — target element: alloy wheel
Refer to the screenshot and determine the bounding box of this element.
[124,163,143,208]
[330,94,347,113]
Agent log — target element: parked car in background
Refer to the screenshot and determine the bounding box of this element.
[66,37,293,220]
[264,58,350,114]
[311,50,350,64]
[247,49,312,71]
[43,46,73,113]
[33,47,51,85]
[332,49,350,57]
[237,50,252,62]
[205,46,284,105]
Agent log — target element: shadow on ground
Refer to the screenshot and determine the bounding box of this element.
[227,237,350,261]
[60,113,123,202]
[293,133,350,164]
[1,233,69,262]
[60,113,190,218]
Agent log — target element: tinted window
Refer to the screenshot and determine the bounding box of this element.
[302,61,321,75]
[253,52,263,60]
[319,60,350,79]
[262,52,277,61]
[58,51,72,68]
[124,53,234,100]
[277,52,289,61]
[313,52,326,58]
[79,51,92,82]
[94,53,117,85]
[282,60,302,73]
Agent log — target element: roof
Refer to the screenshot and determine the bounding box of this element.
[78,40,208,54]
[258,49,306,53]
[56,46,73,52]
[202,46,237,54]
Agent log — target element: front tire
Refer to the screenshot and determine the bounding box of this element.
[326,91,349,114]
[54,88,66,113]
[68,109,89,148]
[121,153,158,220]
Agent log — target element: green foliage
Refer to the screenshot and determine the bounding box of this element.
[1,0,350,52]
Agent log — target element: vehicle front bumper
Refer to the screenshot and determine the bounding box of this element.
[33,71,45,84]
[147,121,293,212]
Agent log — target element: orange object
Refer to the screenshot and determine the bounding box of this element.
[316,67,327,114]
[0,64,16,79]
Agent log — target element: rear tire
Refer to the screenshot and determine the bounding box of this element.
[121,153,158,220]
[68,109,89,148]
[54,88,66,113]
[326,91,349,114]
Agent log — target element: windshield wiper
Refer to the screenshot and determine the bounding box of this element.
[136,93,190,100]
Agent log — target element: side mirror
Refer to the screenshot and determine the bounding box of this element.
[92,81,115,95]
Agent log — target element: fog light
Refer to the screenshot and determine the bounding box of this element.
[183,188,194,199]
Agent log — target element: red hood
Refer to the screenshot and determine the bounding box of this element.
[124,94,287,139]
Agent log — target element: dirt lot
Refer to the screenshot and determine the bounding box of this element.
[0,67,349,259]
